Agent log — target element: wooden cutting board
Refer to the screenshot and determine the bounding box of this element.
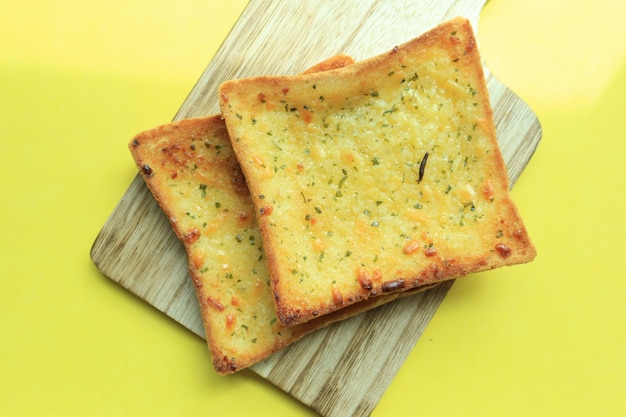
[90,1,541,416]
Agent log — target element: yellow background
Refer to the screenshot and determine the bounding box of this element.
[1,0,624,415]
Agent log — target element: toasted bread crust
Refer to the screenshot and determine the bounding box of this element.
[220,18,536,327]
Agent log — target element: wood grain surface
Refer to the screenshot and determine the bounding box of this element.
[90,1,541,416]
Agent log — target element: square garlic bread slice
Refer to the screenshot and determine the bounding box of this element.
[219,17,536,328]
[129,55,435,374]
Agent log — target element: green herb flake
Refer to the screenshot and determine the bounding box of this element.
[382,104,397,116]
[338,173,348,189]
